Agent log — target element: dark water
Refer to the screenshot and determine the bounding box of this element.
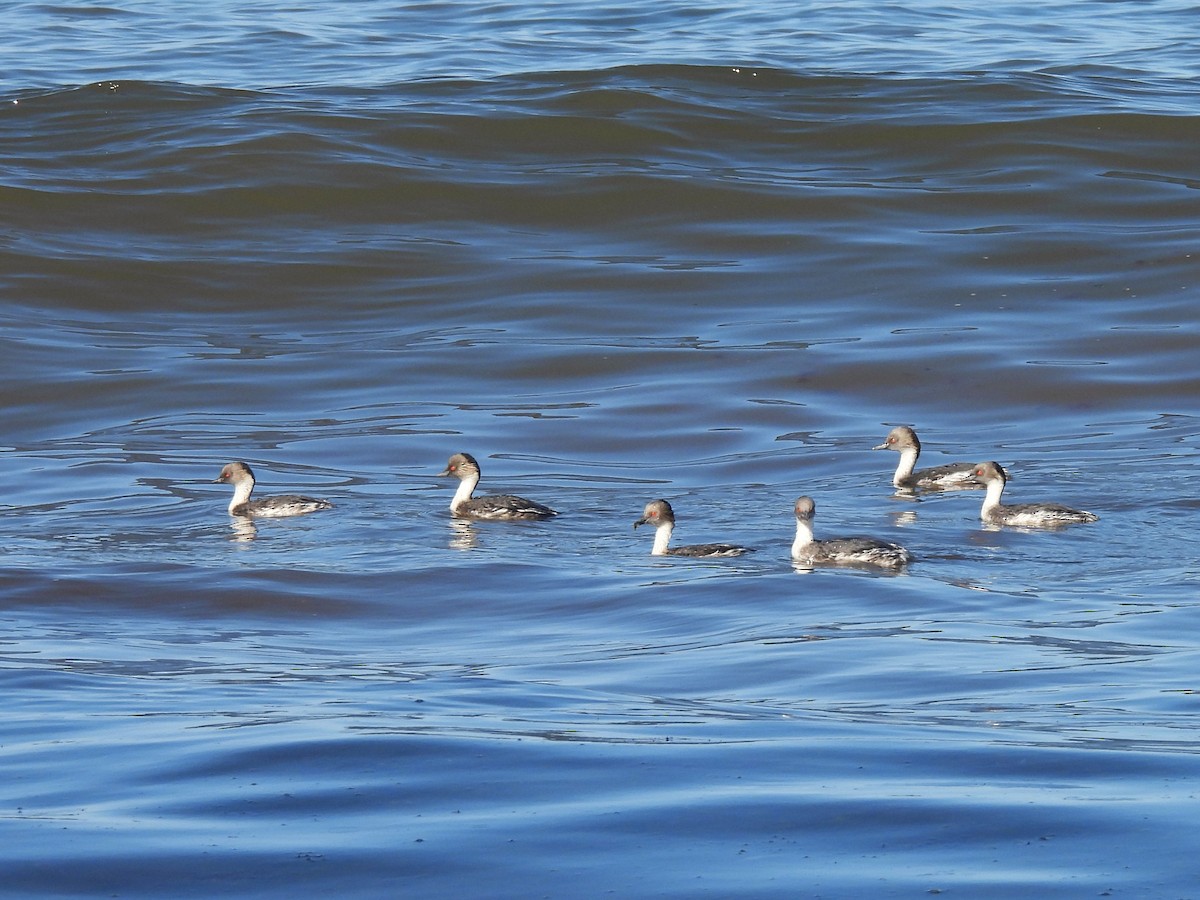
[3,2,1199,897]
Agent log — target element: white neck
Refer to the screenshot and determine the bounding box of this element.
[979,478,1005,518]
[650,522,673,556]
[791,518,815,558]
[450,471,479,513]
[228,479,254,514]
[893,447,919,486]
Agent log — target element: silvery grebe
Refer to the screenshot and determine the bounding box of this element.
[873,425,978,490]
[634,499,752,558]
[791,496,911,569]
[214,461,332,518]
[437,452,556,520]
[969,461,1097,527]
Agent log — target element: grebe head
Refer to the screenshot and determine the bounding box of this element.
[873,426,920,453]
[215,461,254,485]
[634,499,675,529]
[438,452,481,480]
[794,496,816,521]
[969,461,1008,485]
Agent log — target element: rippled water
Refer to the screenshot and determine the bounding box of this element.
[3,2,1199,897]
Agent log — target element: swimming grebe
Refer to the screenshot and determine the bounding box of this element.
[214,461,333,518]
[873,425,978,490]
[633,499,752,558]
[437,452,557,520]
[968,461,1098,527]
[791,496,911,569]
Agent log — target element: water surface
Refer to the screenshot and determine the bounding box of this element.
[3,2,1199,897]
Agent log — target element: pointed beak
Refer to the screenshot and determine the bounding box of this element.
[633,517,648,530]
[871,442,888,450]
[436,467,452,477]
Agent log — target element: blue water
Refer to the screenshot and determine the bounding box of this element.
[3,2,1199,897]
